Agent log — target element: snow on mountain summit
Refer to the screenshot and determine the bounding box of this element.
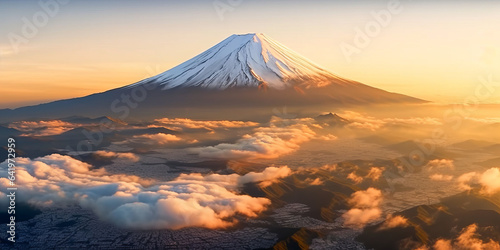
[132,33,348,90]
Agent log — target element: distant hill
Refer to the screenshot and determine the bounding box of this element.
[357,192,500,250]
[314,112,351,127]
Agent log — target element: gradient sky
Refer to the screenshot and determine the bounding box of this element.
[1,0,499,108]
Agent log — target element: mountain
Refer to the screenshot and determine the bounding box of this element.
[357,192,500,250]
[126,33,345,90]
[59,116,127,125]
[314,112,351,127]
[271,228,323,250]
[482,143,500,155]
[0,33,424,123]
[0,125,21,138]
[386,140,456,160]
[449,139,496,151]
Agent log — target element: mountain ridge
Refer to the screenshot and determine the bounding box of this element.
[0,33,425,122]
[125,33,349,90]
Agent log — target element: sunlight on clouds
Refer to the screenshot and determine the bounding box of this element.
[130,133,182,145]
[194,117,316,160]
[153,118,259,131]
[457,168,500,195]
[0,154,292,229]
[94,150,140,162]
[433,224,500,250]
[347,167,384,184]
[8,120,79,136]
[342,188,383,228]
[429,174,453,182]
[339,111,442,131]
[347,172,363,184]
[377,214,409,231]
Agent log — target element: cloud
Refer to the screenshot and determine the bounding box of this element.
[342,188,383,228]
[479,168,500,195]
[341,111,385,131]
[466,117,500,124]
[178,166,291,188]
[424,159,454,172]
[304,177,324,186]
[321,164,337,171]
[130,133,182,145]
[457,168,500,195]
[433,224,500,250]
[237,166,292,187]
[317,134,338,141]
[383,117,442,126]
[457,172,480,191]
[432,240,452,250]
[347,172,363,184]
[424,159,454,182]
[0,44,31,56]
[339,111,441,131]
[348,187,383,208]
[8,120,79,136]
[366,167,384,181]
[347,167,384,184]
[378,214,409,231]
[194,118,316,160]
[153,118,259,131]
[342,208,382,229]
[94,150,140,162]
[429,174,454,181]
[0,154,291,230]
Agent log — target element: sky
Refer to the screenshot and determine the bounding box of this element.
[0,0,499,108]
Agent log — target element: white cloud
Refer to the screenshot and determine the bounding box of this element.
[153,118,259,131]
[466,117,500,124]
[479,168,500,195]
[457,172,480,191]
[130,133,182,145]
[347,167,384,184]
[342,208,382,229]
[341,111,385,131]
[194,118,316,160]
[317,134,337,141]
[342,188,383,228]
[424,159,455,182]
[0,154,292,230]
[339,111,441,131]
[8,120,79,136]
[94,150,140,162]
[429,174,454,181]
[366,167,384,181]
[304,177,324,186]
[237,166,292,187]
[424,159,454,172]
[383,117,442,126]
[433,224,500,250]
[457,168,500,195]
[378,214,409,231]
[347,172,363,184]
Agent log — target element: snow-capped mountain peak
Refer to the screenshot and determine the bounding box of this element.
[130,33,347,90]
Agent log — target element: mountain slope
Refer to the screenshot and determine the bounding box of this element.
[357,192,500,250]
[0,33,425,122]
[126,33,347,90]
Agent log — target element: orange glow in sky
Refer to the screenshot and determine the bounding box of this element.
[0,0,499,108]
